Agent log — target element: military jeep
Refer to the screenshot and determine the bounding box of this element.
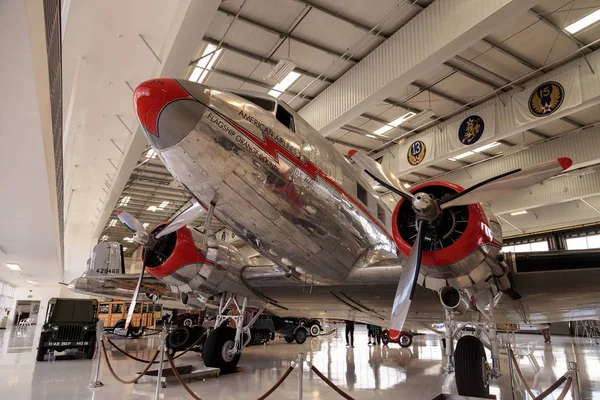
[36,298,99,361]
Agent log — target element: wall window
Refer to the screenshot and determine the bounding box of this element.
[503,241,549,253]
[0,281,16,317]
[357,183,368,206]
[566,234,600,250]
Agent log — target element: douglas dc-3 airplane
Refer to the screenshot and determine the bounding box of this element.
[70,78,600,397]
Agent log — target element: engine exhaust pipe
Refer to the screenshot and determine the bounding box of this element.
[181,292,207,309]
[439,286,472,315]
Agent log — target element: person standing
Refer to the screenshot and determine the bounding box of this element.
[368,324,375,345]
[345,320,355,347]
[374,325,382,345]
[542,323,552,343]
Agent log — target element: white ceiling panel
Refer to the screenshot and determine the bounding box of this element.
[567,104,600,125]
[431,73,491,103]
[220,0,307,33]
[534,118,582,136]
[405,91,459,117]
[468,46,535,81]
[292,10,384,60]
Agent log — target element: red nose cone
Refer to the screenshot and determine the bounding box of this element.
[133,79,191,136]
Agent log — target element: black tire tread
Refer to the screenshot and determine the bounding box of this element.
[455,335,489,398]
[202,326,240,372]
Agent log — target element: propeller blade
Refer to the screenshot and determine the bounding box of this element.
[117,211,145,233]
[390,219,428,331]
[440,158,572,209]
[124,266,145,331]
[155,202,203,239]
[348,150,413,201]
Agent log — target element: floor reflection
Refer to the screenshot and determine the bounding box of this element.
[0,324,598,399]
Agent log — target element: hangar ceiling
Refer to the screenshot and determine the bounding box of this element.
[64,0,600,273]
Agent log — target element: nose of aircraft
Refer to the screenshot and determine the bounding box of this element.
[133,78,209,149]
[133,78,192,137]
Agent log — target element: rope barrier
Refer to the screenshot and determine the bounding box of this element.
[101,339,160,384]
[105,332,206,364]
[556,377,572,400]
[165,349,296,400]
[508,348,573,400]
[309,364,355,400]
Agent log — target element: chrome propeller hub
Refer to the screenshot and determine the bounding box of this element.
[411,192,442,222]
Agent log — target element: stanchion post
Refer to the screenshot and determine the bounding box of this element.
[154,326,167,399]
[297,353,304,400]
[88,320,105,389]
[569,362,581,400]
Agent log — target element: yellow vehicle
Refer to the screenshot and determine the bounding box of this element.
[97,300,162,328]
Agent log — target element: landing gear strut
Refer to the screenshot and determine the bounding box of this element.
[202,292,264,372]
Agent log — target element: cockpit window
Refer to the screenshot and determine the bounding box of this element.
[276,105,295,132]
[235,93,275,112]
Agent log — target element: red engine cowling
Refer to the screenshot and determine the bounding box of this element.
[141,224,208,278]
[392,181,502,289]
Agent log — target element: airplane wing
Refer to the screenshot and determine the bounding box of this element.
[68,273,181,307]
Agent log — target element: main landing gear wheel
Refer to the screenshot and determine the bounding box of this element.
[399,334,412,348]
[284,336,295,343]
[455,335,489,398]
[202,326,240,373]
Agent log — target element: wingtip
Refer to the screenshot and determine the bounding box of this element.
[558,157,572,170]
[348,149,358,157]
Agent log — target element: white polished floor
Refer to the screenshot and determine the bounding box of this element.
[0,324,599,399]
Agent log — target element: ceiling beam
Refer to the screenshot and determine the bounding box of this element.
[529,9,592,54]
[341,125,389,142]
[218,7,360,63]
[289,0,391,39]
[202,36,334,84]
[208,67,315,100]
[480,38,540,72]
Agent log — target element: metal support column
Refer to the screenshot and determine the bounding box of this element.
[88,320,105,388]
[570,362,581,400]
[154,326,167,399]
[297,353,304,400]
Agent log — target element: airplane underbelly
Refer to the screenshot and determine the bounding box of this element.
[159,122,355,281]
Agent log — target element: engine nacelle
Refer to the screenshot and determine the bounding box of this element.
[392,181,503,291]
[439,286,473,315]
[141,224,252,301]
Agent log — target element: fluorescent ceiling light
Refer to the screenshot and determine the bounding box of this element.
[190,44,223,84]
[510,210,528,216]
[6,263,21,271]
[373,112,416,135]
[108,219,117,227]
[119,196,131,207]
[143,223,149,229]
[565,9,600,34]
[123,237,134,243]
[366,134,377,139]
[122,247,128,251]
[145,149,157,158]
[403,183,411,188]
[148,206,158,212]
[100,235,108,241]
[27,280,38,285]
[158,201,169,210]
[268,71,301,98]
[473,142,500,153]
[267,59,297,82]
[448,151,475,162]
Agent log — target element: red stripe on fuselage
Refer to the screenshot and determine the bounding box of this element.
[218,112,392,240]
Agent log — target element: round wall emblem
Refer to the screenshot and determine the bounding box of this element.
[407,140,426,166]
[458,115,485,145]
[528,81,564,117]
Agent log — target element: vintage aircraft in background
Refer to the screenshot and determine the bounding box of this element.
[70,77,600,397]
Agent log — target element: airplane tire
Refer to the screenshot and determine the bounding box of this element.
[294,327,307,344]
[202,326,240,373]
[168,327,192,351]
[129,326,144,339]
[284,336,295,343]
[455,335,489,398]
[399,334,412,348]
